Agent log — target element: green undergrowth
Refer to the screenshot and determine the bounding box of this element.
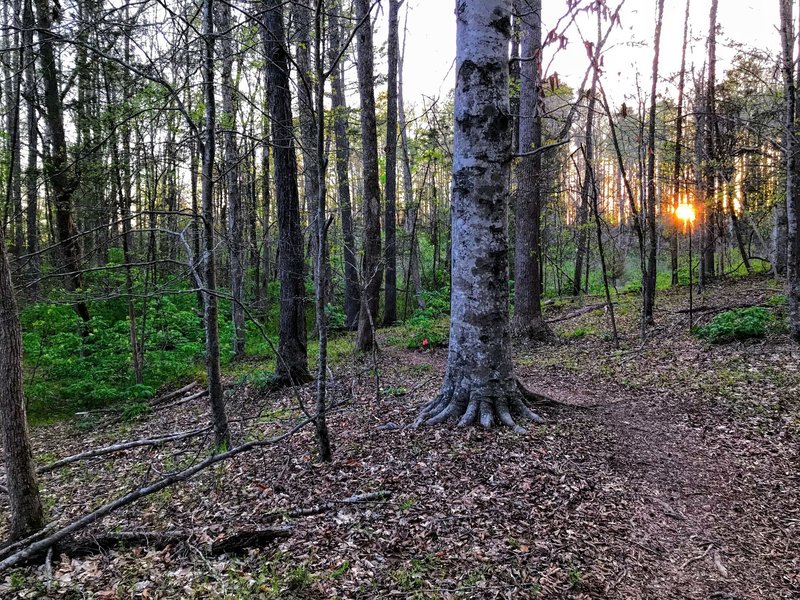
[21,293,211,424]
[694,306,776,344]
[388,288,451,349]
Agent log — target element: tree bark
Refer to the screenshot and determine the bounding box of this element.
[512,0,550,341]
[354,0,383,351]
[415,0,542,431]
[263,0,311,383]
[0,237,44,541]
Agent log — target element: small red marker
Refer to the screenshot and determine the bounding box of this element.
[422,339,429,350]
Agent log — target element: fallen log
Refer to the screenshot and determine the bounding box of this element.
[288,491,393,517]
[37,427,211,474]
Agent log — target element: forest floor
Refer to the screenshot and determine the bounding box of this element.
[1,274,798,599]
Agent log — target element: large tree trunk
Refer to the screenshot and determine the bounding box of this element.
[643,0,665,325]
[0,237,45,541]
[217,0,246,359]
[201,0,231,448]
[512,0,550,341]
[263,0,311,384]
[383,0,400,325]
[354,0,383,351]
[328,3,360,328]
[415,0,541,431]
[34,0,90,325]
[781,0,800,341]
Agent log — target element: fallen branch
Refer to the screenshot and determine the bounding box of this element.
[546,302,609,324]
[0,523,59,561]
[0,415,317,572]
[288,491,393,517]
[150,381,198,407]
[151,389,208,413]
[37,427,211,474]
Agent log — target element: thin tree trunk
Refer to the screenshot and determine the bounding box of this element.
[512,0,550,340]
[781,0,800,341]
[217,0,246,358]
[312,0,332,462]
[23,0,39,295]
[383,0,401,325]
[671,0,690,287]
[397,6,424,311]
[703,0,719,281]
[354,0,383,351]
[328,2,360,328]
[572,12,602,297]
[201,0,231,448]
[263,0,311,384]
[0,236,44,541]
[643,0,665,325]
[34,0,91,325]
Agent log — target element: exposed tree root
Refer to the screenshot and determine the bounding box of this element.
[516,379,599,410]
[414,382,545,432]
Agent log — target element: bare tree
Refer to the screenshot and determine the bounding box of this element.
[218,0,246,359]
[643,0,665,325]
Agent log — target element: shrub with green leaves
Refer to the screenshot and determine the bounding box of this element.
[695,307,773,343]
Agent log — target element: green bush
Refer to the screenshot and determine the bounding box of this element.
[695,307,773,343]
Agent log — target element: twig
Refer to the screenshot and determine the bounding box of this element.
[287,490,392,517]
[679,544,713,570]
